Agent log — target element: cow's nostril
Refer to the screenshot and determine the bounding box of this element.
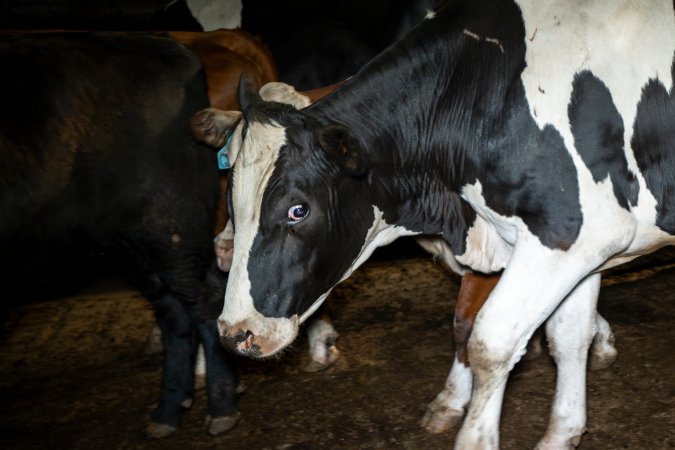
[218,325,262,356]
[237,330,255,351]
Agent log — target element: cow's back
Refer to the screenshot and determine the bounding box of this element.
[169,29,278,110]
[0,32,216,276]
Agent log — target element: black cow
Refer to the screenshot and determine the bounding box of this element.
[191,0,675,448]
[0,32,240,438]
[240,0,438,90]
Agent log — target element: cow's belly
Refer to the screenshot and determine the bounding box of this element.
[457,177,669,275]
[596,222,675,271]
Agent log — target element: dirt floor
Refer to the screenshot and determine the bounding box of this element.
[1,246,674,450]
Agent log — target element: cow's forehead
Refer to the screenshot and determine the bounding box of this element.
[232,120,287,221]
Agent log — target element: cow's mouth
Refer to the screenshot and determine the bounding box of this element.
[218,315,299,358]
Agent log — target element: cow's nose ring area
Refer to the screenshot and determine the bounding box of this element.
[236,330,256,351]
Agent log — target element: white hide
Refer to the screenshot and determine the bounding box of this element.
[517,0,675,242]
[455,2,675,448]
[220,121,300,352]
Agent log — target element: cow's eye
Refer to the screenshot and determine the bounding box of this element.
[288,204,309,223]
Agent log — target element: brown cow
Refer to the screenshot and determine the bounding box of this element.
[169,29,278,234]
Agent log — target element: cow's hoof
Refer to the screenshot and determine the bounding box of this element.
[589,346,618,371]
[302,345,340,372]
[534,433,583,450]
[419,406,465,434]
[303,358,331,372]
[144,422,178,439]
[206,412,241,435]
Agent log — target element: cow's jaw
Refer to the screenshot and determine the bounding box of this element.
[220,203,416,358]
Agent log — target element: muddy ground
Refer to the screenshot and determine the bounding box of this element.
[1,245,674,450]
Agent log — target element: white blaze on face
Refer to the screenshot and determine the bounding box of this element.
[516,0,675,226]
[219,120,297,335]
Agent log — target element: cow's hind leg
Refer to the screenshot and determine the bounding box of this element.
[196,320,241,435]
[421,272,498,433]
[536,274,600,450]
[526,311,616,369]
[145,293,198,438]
[589,312,617,370]
[421,355,473,433]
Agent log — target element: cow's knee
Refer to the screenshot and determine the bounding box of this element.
[468,331,525,379]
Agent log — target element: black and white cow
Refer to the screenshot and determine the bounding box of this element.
[193,1,674,448]
[0,32,244,438]
[200,79,620,433]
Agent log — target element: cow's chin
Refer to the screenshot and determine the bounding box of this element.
[218,315,300,359]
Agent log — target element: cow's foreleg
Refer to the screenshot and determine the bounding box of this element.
[304,307,340,372]
[455,241,594,450]
[535,273,600,449]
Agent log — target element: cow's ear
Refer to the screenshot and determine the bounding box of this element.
[259,82,311,109]
[317,124,369,176]
[238,73,262,115]
[191,108,242,148]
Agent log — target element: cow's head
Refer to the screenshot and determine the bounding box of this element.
[192,76,413,357]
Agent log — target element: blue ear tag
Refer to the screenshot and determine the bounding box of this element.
[217,131,233,170]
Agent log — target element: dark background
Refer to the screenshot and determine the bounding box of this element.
[0,0,437,88]
[0,0,435,301]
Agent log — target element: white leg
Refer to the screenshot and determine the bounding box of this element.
[420,354,473,433]
[194,344,206,390]
[455,239,597,450]
[536,274,600,450]
[144,325,163,355]
[304,314,340,372]
[589,312,618,371]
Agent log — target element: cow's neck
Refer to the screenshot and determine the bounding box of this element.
[307,5,526,253]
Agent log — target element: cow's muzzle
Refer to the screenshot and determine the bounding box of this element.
[217,316,299,358]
